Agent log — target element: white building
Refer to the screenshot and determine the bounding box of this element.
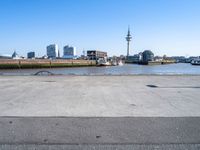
[63,45,77,59]
[46,44,59,59]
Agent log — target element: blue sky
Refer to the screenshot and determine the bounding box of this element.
[0,0,200,57]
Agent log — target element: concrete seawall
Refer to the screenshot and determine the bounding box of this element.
[0,59,96,69]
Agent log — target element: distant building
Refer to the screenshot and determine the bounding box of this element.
[87,50,107,60]
[46,44,59,59]
[12,51,20,59]
[186,56,199,63]
[27,52,35,59]
[125,52,142,63]
[0,54,12,59]
[126,55,139,63]
[171,56,186,63]
[63,45,77,59]
[142,50,154,64]
[120,55,126,61]
[79,50,87,60]
[58,49,60,58]
[154,56,163,62]
[41,55,48,59]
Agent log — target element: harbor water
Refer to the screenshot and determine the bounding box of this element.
[0,63,200,76]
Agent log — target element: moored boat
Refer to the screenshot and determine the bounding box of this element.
[98,61,111,66]
[97,57,111,66]
[191,58,200,65]
[117,60,124,66]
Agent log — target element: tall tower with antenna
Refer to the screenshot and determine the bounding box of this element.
[126,27,132,57]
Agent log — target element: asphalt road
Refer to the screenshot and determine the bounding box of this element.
[0,117,200,144]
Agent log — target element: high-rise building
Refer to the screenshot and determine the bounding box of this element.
[46,44,59,59]
[63,45,77,59]
[126,27,132,57]
[27,52,35,59]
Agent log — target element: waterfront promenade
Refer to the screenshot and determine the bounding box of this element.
[0,75,200,149]
[1,75,200,117]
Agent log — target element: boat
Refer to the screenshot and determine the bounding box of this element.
[98,61,111,66]
[111,61,117,66]
[117,60,124,66]
[97,58,111,66]
[191,58,200,65]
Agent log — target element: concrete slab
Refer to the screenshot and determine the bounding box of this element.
[1,144,200,150]
[0,75,200,117]
[0,75,200,149]
[0,144,200,150]
[0,117,200,145]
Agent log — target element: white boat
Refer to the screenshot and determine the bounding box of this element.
[97,58,111,66]
[98,61,111,66]
[117,60,124,66]
[111,61,117,66]
[191,58,200,65]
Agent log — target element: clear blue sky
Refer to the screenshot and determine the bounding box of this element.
[0,0,200,57]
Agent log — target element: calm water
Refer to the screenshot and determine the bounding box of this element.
[0,63,200,75]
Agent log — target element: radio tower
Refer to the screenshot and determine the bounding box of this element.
[126,26,132,57]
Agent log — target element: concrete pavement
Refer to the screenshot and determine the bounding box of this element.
[0,75,200,149]
[1,117,200,144]
[0,75,200,117]
[1,144,200,150]
[0,117,200,149]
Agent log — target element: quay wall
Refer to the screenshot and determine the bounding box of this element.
[126,60,176,65]
[0,59,96,69]
[148,61,176,65]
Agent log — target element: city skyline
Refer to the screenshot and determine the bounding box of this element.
[0,0,200,57]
